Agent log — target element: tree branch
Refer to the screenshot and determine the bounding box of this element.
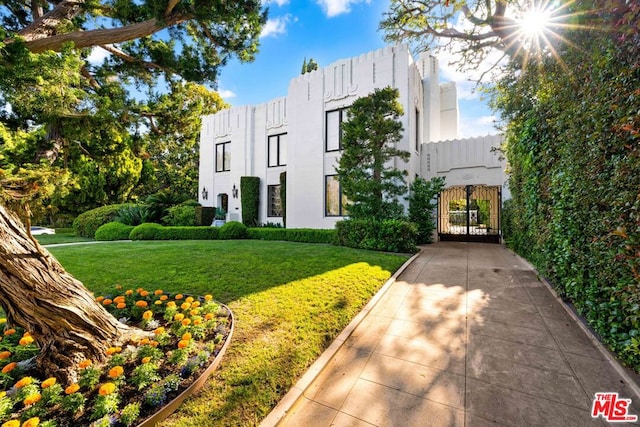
[165,0,180,17]
[18,0,85,42]
[99,44,173,74]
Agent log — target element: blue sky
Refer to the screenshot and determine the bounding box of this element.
[216,0,500,138]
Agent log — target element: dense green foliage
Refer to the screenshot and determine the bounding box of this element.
[129,223,219,240]
[408,177,445,244]
[336,87,410,221]
[247,228,335,244]
[114,204,154,226]
[195,206,215,226]
[72,204,132,238]
[95,222,135,241]
[493,2,640,369]
[240,176,260,226]
[162,204,196,226]
[218,221,248,240]
[335,219,418,253]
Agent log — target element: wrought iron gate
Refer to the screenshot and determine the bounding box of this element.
[438,185,501,243]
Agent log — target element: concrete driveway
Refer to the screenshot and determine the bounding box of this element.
[262,242,640,426]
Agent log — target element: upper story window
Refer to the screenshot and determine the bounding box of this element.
[268,133,287,167]
[326,108,349,152]
[216,142,230,172]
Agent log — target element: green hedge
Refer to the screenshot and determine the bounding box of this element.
[195,206,215,226]
[335,219,418,253]
[240,176,260,227]
[95,222,135,241]
[247,228,335,244]
[130,223,219,240]
[73,204,133,238]
[218,221,248,239]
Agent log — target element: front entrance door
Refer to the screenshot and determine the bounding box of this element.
[438,185,501,243]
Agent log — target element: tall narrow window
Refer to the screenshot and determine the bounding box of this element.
[325,108,349,152]
[215,142,231,172]
[325,175,348,216]
[267,185,283,217]
[415,108,420,152]
[268,133,287,167]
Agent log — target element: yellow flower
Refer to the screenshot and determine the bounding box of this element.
[135,300,148,308]
[116,303,126,309]
[154,289,163,296]
[178,339,189,349]
[154,300,163,306]
[0,351,11,360]
[153,327,165,335]
[185,296,194,303]
[108,366,124,379]
[115,284,123,290]
[204,294,213,301]
[174,294,184,300]
[182,332,192,340]
[102,299,112,306]
[0,391,5,398]
[4,329,16,336]
[2,362,17,373]
[166,301,176,308]
[125,290,134,296]
[190,309,200,316]
[99,382,116,396]
[142,310,154,320]
[193,318,202,326]
[41,377,56,388]
[23,393,41,406]
[78,359,92,369]
[19,336,34,346]
[22,417,40,427]
[106,346,122,355]
[181,318,191,326]
[173,313,184,321]
[65,384,80,394]
[141,356,152,364]
[191,301,201,308]
[205,313,214,321]
[15,376,33,388]
[180,302,191,310]
[1,420,20,427]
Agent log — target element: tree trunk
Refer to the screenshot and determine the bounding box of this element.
[0,204,146,384]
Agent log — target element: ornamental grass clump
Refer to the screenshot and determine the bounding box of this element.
[0,287,231,426]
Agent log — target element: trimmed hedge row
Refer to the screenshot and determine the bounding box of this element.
[247,228,335,244]
[129,223,220,240]
[95,222,135,241]
[335,219,418,253]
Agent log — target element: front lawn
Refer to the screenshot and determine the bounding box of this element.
[48,240,409,426]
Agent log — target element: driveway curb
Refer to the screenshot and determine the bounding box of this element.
[259,250,422,427]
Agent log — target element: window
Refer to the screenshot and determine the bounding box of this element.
[268,185,283,217]
[415,108,420,152]
[215,142,230,172]
[268,134,287,167]
[326,108,348,152]
[325,175,348,216]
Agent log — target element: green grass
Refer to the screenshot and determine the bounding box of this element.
[48,240,409,426]
[35,229,94,245]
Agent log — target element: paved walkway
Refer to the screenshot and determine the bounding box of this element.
[262,242,640,427]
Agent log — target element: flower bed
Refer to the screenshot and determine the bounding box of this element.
[0,287,233,427]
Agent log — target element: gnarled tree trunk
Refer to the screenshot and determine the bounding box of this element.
[0,204,146,384]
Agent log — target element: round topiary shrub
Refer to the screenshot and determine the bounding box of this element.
[95,222,135,241]
[129,223,165,240]
[218,221,248,240]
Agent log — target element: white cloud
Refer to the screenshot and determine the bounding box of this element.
[266,0,290,5]
[459,114,500,138]
[260,15,291,38]
[86,46,111,65]
[218,89,236,99]
[317,0,371,18]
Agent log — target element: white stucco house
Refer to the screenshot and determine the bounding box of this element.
[198,44,508,242]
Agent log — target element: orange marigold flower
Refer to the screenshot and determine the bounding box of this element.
[65,384,80,394]
[4,329,16,336]
[98,382,116,396]
[153,327,165,335]
[138,338,150,346]
[136,287,144,293]
[149,341,159,347]
[135,300,148,308]
[204,294,213,301]
[15,376,33,388]
[190,309,200,316]
[23,393,41,406]
[113,296,126,304]
[140,290,149,297]
[173,313,184,321]
[125,290,134,296]
[19,336,34,346]
[108,366,124,379]
[41,377,56,388]
[96,296,105,303]
[115,284,123,290]
[22,417,40,427]
[141,356,152,364]
[1,420,20,427]
[182,332,192,340]
[116,303,126,309]
[106,347,122,355]
[102,299,112,306]
[185,296,194,303]
[0,351,11,360]
[191,301,201,308]
[178,339,189,349]
[193,318,202,326]
[142,310,154,320]
[154,300,163,306]
[2,362,17,373]
[154,289,163,295]
[160,295,168,301]
[181,318,191,326]
[181,302,191,310]
[205,313,214,321]
[166,301,176,308]
[78,359,92,369]
[174,294,184,300]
